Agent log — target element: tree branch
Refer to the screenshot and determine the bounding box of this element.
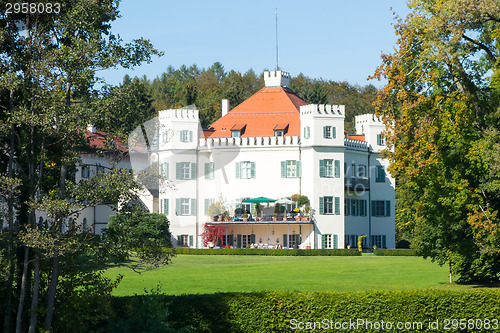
[462,34,496,63]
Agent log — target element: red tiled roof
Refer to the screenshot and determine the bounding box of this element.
[207,86,307,138]
[85,130,128,152]
[345,132,365,141]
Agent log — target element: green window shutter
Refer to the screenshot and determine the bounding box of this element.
[371,235,375,248]
[176,198,181,215]
[319,160,325,178]
[250,234,256,244]
[189,235,193,246]
[237,234,242,248]
[191,198,197,216]
[296,161,301,177]
[295,234,300,248]
[376,166,385,182]
[321,235,326,249]
[176,163,181,179]
[382,235,387,248]
[160,199,163,214]
[250,162,256,178]
[345,199,350,216]
[323,126,327,138]
[334,160,340,178]
[386,200,391,217]
[228,235,233,246]
[283,234,288,247]
[371,201,376,216]
[205,199,210,215]
[165,199,169,215]
[180,131,183,141]
[165,163,169,179]
[319,197,325,215]
[333,235,338,249]
[235,162,240,179]
[191,163,197,179]
[333,126,336,139]
[205,163,210,179]
[281,161,286,178]
[177,235,181,246]
[334,197,340,215]
[377,134,381,145]
[363,200,367,216]
[189,130,193,142]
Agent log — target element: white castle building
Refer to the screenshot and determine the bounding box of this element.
[152,70,395,249]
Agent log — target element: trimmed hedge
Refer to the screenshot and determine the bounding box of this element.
[172,248,361,256]
[111,290,500,333]
[374,248,418,256]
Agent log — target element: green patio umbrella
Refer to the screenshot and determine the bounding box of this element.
[243,197,277,203]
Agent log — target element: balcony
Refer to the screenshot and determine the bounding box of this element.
[345,177,370,192]
[207,215,312,224]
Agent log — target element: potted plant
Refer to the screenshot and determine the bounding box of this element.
[242,213,248,222]
[303,205,312,221]
[207,195,226,221]
[272,213,277,221]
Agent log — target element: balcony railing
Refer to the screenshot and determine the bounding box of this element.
[208,215,312,223]
[345,177,370,191]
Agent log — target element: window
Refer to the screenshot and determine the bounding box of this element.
[221,235,233,247]
[372,200,390,217]
[319,196,340,215]
[319,159,340,178]
[274,130,284,137]
[377,134,386,146]
[205,162,214,180]
[176,162,196,180]
[323,126,336,139]
[345,199,367,216]
[304,126,310,139]
[231,130,240,138]
[180,130,193,142]
[372,235,387,248]
[176,198,196,216]
[160,162,169,179]
[162,131,169,143]
[204,198,214,215]
[241,234,255,248]
[82,218,87,232]
[375,165,386,182]
[235,161,256,179]
[160,198,169,215]
[358,165,367,178]
[178,234,193,247]
[81,165,90,179]
[281,160,301,178]
[321,234,338,249]
[351,163,356,177]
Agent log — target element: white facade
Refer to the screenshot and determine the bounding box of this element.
[155,71,395,249]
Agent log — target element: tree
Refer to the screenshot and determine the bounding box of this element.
[372,0,500,283]
[0,1,163,331]
[202,224,228,247]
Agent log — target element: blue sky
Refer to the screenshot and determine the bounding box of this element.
[100,1,411,88]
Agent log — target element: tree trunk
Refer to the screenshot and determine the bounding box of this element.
[28,251,41,333]
[15,247,30,333]
[43,256,59,332]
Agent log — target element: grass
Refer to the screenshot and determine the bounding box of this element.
[104,255,471,296]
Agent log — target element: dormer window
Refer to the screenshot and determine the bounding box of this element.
[273,123,288,137]
[230,124,246,138]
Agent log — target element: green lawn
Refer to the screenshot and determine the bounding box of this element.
[104,255,471,296]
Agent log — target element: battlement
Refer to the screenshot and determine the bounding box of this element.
[344,138,368,151]
[300,104,345,117]
[200,135,300,148]
[159,107,199,121]
[355,113,383,125]
[264,70,290,87]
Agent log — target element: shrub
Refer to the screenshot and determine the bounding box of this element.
[162,290,500,332]
[172,248,361,256]
[374,248,417,256]
[396,239,411,249]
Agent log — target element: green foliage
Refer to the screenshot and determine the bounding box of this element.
[152,290,500,332]
[396,239,412,249]
[374,249,417,256]
[296,195,310,207]
[373,0,500,283]
[173,248,360,256]
[106,212,173,268]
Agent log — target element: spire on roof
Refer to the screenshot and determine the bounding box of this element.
[264,70,290,87]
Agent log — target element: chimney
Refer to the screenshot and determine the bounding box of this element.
[87,124,97,134]
[221,99,229,117]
